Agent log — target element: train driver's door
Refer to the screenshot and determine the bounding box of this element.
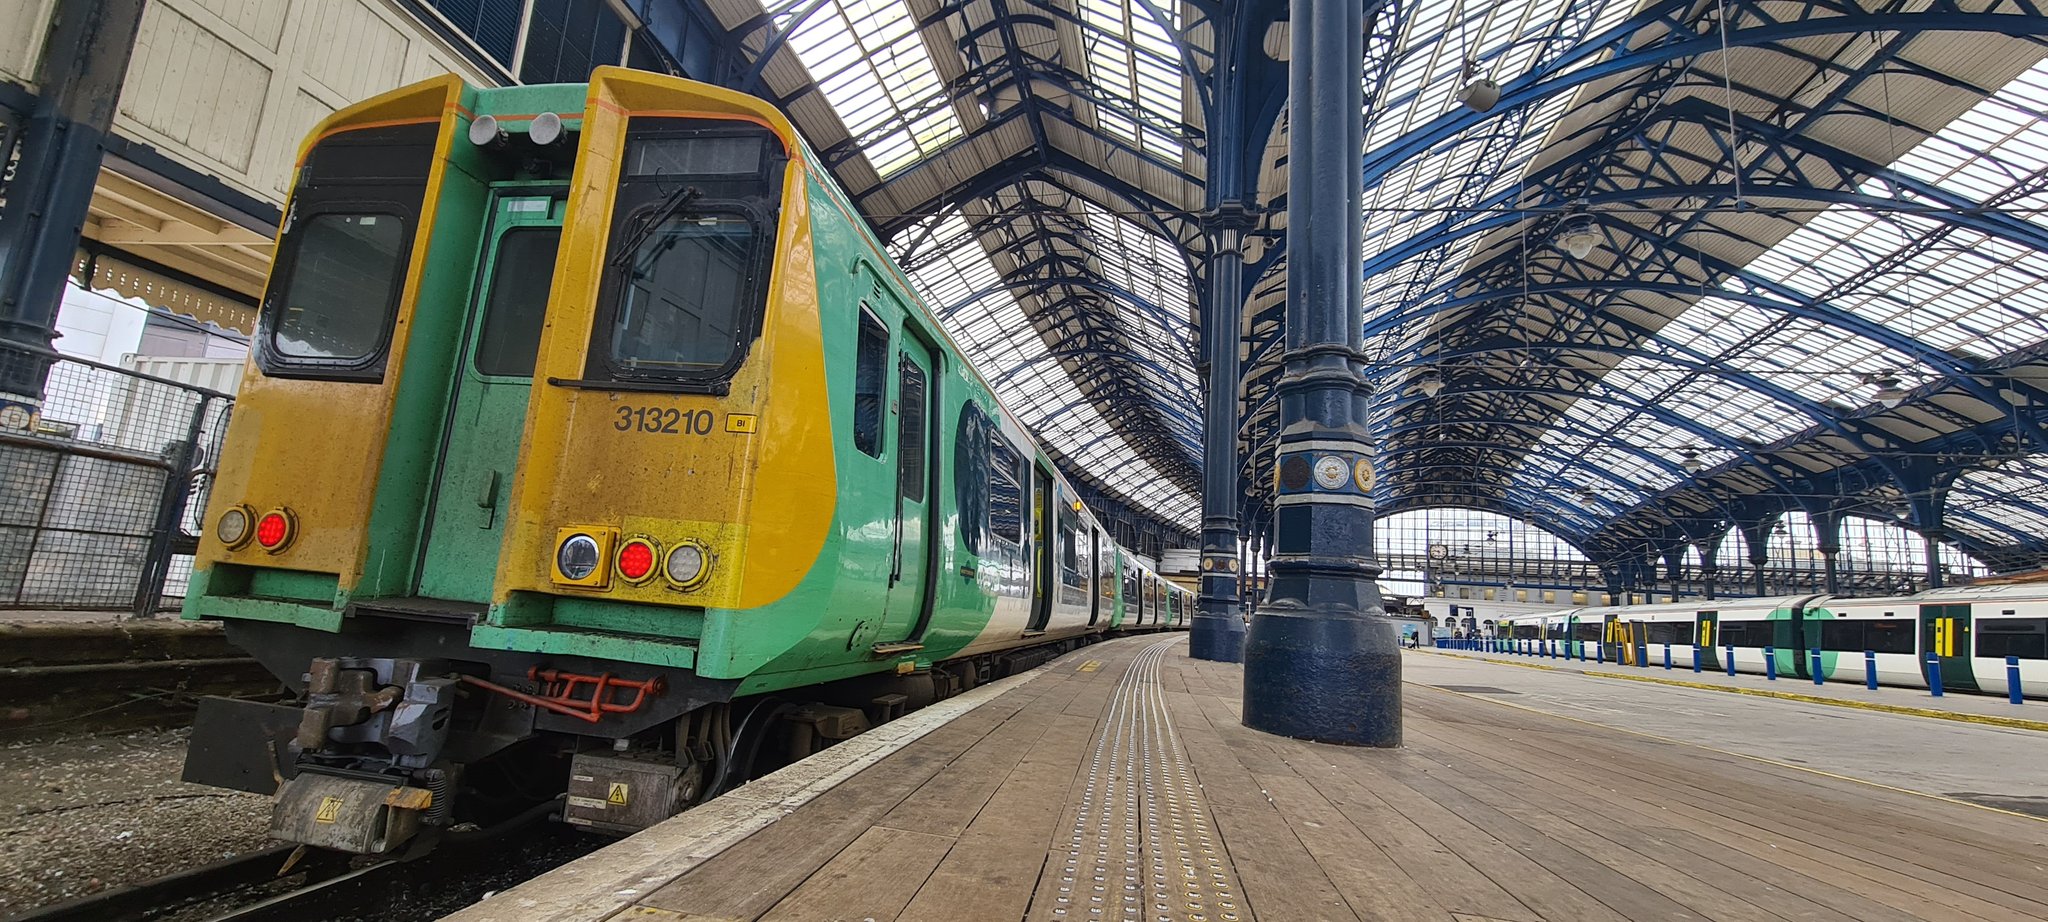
[417,189,564,601]
[878,338,936,645]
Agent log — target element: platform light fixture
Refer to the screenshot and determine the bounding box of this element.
[1680,447,1702,473]
[1458,76,1500,112]
[1873,375,1908,409]
[1416,369,1444,398]
[1555,214,1600,260]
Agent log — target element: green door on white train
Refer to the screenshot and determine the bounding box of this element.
[1696,610,1719,670]
[1920,603,1973,687]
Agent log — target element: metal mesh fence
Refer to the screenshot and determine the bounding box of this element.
[0,347,230,613]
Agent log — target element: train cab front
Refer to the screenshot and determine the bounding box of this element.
[180,70,834,854]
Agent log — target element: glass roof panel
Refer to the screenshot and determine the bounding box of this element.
[1075,0,1186,161]
[781,0,963,176]
[1948,457,2048,549]
[1359,0,1640,353]
[892,213,1199,527]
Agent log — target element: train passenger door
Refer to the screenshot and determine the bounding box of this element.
[1920,603,1974,687]
[1088,530,1102,625]
[878,339,936,644]
[1696,610,1719,670]
[417,190,564,601]
[1028,466,1054,631]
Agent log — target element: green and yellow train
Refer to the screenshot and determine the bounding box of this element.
[182,69,1190,853]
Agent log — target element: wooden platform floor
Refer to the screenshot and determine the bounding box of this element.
[610,634,2048,922]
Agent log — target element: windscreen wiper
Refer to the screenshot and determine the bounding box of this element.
[608,185,703,268]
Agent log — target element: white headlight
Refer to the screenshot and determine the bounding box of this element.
[216,507,251,547]
[556,534,601,581]
[665,544,707,587]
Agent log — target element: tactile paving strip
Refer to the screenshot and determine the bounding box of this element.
[1049,637,1242,922]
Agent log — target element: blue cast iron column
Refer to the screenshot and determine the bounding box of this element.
[0,0,147,426]
[1191,14,1256,662]
[1241,0,1401,746]
[1191,201,1253,661]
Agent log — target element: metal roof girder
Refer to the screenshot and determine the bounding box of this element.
[1360,3,2048,187]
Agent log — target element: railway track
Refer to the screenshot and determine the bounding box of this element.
[0,620,276,735]
[7,799,596,922]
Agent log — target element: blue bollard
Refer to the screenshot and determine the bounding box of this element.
[1596,642,1604,664]
[1810,648,1824,686]
[1664,643,1672,670]
[1764,647,1776,680]
[1725,644,1737,677]
[1928,653,1944,698]
[2008,656,2023,705]
[1693,645,1703,673]
[1865,650,1878,690]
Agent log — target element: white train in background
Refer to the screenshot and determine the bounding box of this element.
[1496,583,2047,698]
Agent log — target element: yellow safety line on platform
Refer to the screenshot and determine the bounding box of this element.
[1415,649,2048,734]
[1410,681,2048,825]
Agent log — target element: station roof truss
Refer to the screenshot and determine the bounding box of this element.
[700,0,2048,564]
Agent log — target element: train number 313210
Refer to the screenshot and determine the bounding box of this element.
[614,405,716,435]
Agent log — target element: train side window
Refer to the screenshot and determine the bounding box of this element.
[258,122,436,382]
[954,404,990,556]
[270,214,408,365]
[1645,621,1688,645]
[1865,619,1915,654]
[852,309,887,458]
[1977,618,2047,660]
[1715,621,1757,646]
[988,440,1023,547]
[897,354,927,502]
[1819,619,1866,652]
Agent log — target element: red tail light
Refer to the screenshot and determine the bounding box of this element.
[255,509,295,552]
[617,538,657,583]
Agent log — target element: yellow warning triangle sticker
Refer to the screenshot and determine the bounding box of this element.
[608,782,630,805]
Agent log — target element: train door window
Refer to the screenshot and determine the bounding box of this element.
[896,354,927,501]
[954,404,990,555]
[1058,505,1084,605]
[473,227,563,377]
[988,440,1023,547]
[1976,618,2047,659]
[852,309,887,458]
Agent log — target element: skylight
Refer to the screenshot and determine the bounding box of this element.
[780,0,964,177]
